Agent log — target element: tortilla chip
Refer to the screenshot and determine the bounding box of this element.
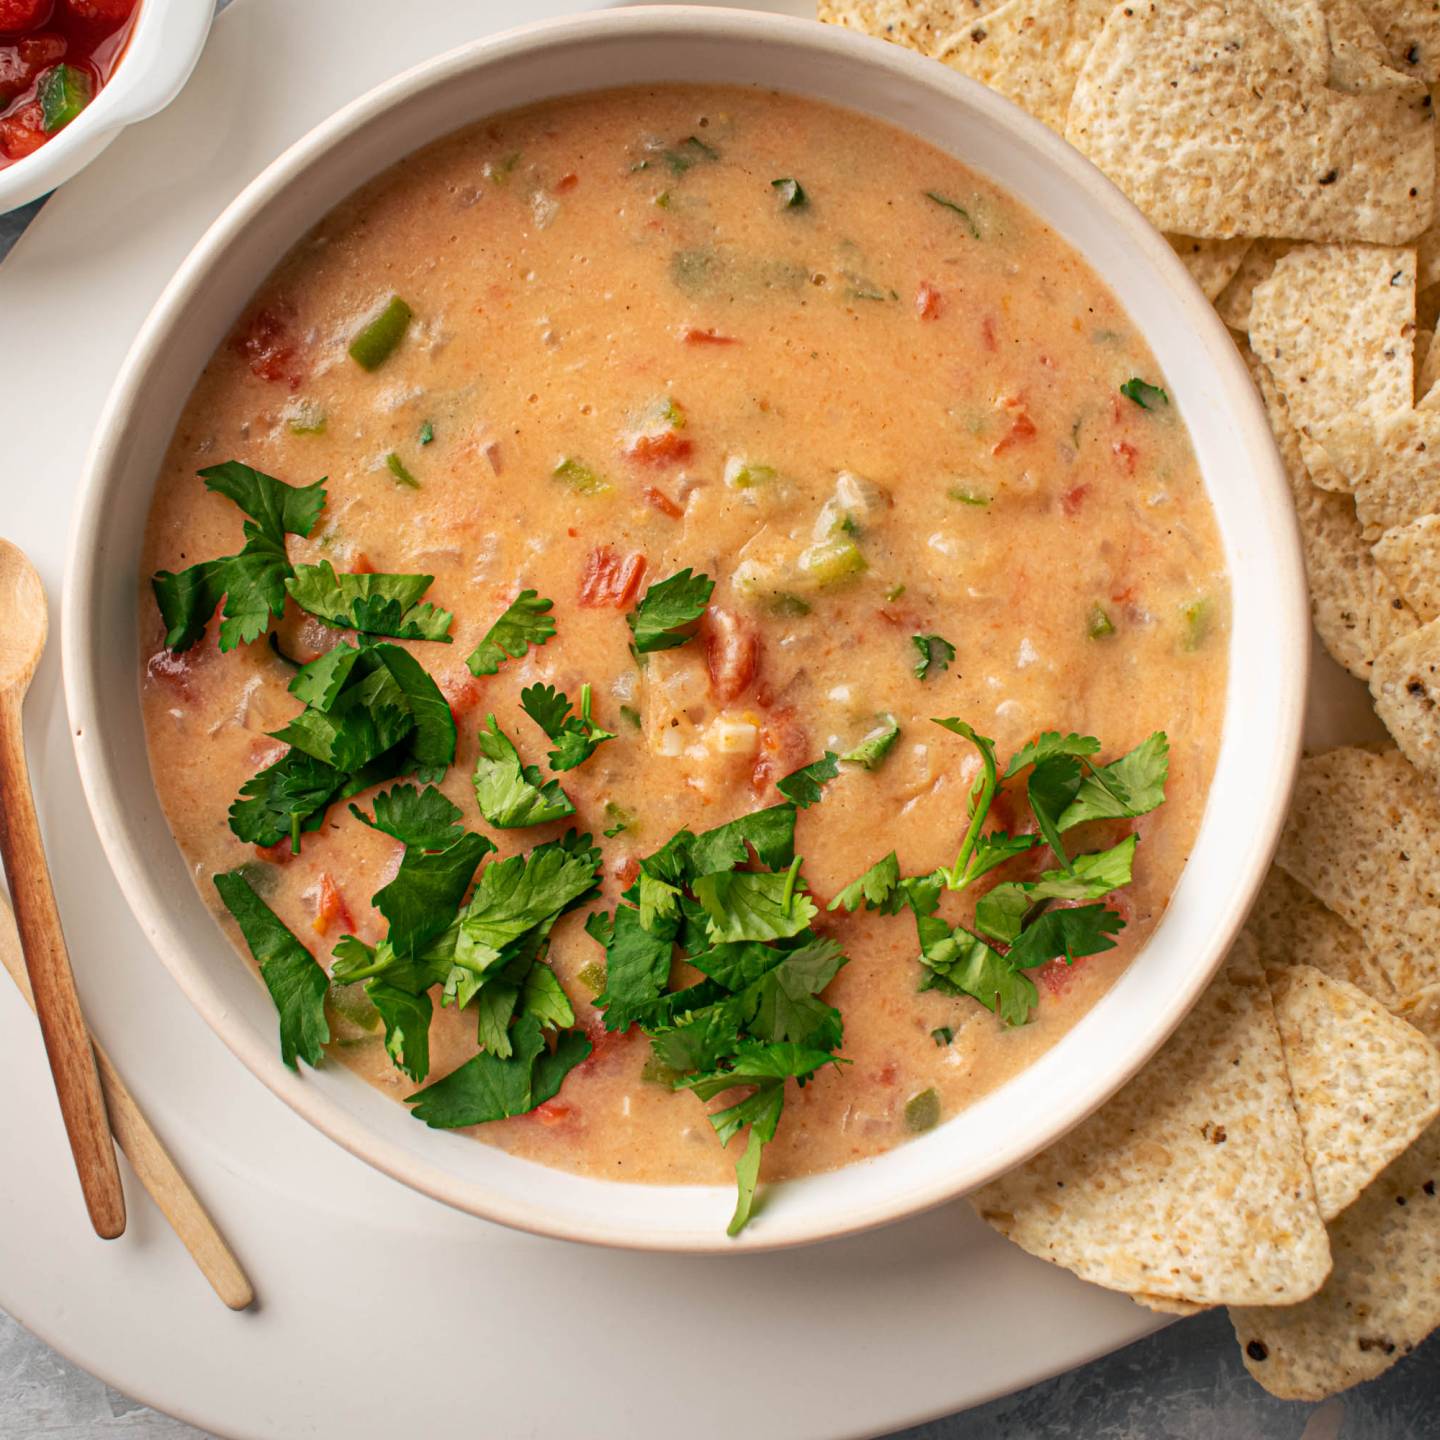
[1371,618,1440,781]
[1268,964,1440,1219]
[813,0,986,51]
[1247,351,1417,679]
[1359,0,1440,83]
[1416,327,1439,404]
[1374,513,1440,620]
[1397,983,1440,1043]
[1277,747,1440,1003]
[1420,279,1440,332]
[1169,235,1256,300]
[971,936,1331,1307]
[1230,1120,1440,1399]
[1321,410,1440,537]
[1133,1293,1209,1316]
[1246,865,1398,1002]
[928,0,1116,131]
[1216,240,1296,331]
[1249,244,1416,493]
[1317,0,1422,92]
[1065,0,1435,243]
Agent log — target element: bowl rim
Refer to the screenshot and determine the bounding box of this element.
[0,0,214,214]
[61,3,1310,1252]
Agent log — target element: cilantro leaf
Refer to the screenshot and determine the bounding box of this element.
[974,837,1135,945]
[289,641,365,711]
[366,981,432,1083]
[688,805,797,872]
[466,590,556,676]
[271,663,414,772]
[915,911,1036,1027]
[151,462,327,652]
[627,568,715,653]
[1057,732,1169,830]
[776,751,839,808]
[840,714,900,770]
[681,1040,839,1101]
[214,869,330,1068]
[406,1014,591,1127]
[369,644,457,782]
[228,750,343,851]
[912,633,955,679]
[716,1082,783,1237]
[472,715,577,829]
[693,866,817,944]
[1003,731,1100,781]
[828,852,901,913]
[350,781,466,850]
[1006,904,1124,970]
[587,907,678,1031]
[521,963,575,1031]
[372,822,491,957]
[520,682,616,771]
[1120,378,1169,410]
[285,561,453,641]
[931,718,1002,888]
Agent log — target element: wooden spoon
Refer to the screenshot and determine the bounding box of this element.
[0,890,254,1308]
[0,539,126,1238]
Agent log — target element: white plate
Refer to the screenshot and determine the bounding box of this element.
[0,0,1380,1435]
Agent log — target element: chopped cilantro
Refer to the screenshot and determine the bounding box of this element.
[521,682,616,771]
[931,1026,954,1047]
[214,869,330,1069]
[912,633,956,679]
[465,590,556,676]
[693,867,818,944]
[1056,731,1169,829]
[285,560,453,641]
[628,568,715,653]
[1120,378,1169,410]
[150,462,326,652]
[472,715,576,829]
[385,452,420,489]
[828,852,902,914]
[419,420,435,445]
[771,177,807,209]
[840,715,900,770]
[776,751,839,808]
[924,190,980,238]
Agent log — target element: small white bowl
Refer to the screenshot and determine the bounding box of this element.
[63,6,1309,1252]
[0,0,212,214]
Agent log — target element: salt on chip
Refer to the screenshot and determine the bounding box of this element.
[1065,0,1435,243]
[1249,244,1416,493]
[1374,513,1440,620]
[928,0,1115,131]
[1268,964,1440,1220]
[1245,865,1398,1003]
[1248,351,1417,679]
[1371,618,1440,783]
[1169,235,1256,301]
[1231,1120,1440,1399]
[1216,240,1295,331]
[970,936,1331,1307]
[1277,747,1440,1004]
[1321,410,1440,537]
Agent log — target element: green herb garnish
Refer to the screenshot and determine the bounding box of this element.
[924,191,980,238]
[912,633,956,680]
[627,568,715,654]
[472,715,576,829]
[286,561,452,641]
[465,589,556,676]
[840,715,900,770]
[385,452,420,489]
[1120,378,1169,410]
[521,682,617,771]
[419,420,434,445]
[771,177,807,209]
[776,752,839,809]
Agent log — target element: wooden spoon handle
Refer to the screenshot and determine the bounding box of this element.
[0,892,254,1309]
[0,691,126,1238]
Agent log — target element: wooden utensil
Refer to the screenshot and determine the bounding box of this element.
[0,538,126,1238]
[0,889,255,1309]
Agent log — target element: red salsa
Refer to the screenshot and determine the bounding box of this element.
[0,0,137,166]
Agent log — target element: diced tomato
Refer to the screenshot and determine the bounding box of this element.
[531,1100,575,1126]
[681,326,740,346]
[613,854,640,889]
[0,34,64,102]
[980,314,999,352]
[482,440,503,474]
[580,1012,637,1069]
[311,872,355,936]
[254,840,298,866]
[751,706,809,795]
[1112,440,1138,475]
[915,282,943,320]
[991,396,1036,456]
[350,552,375,575]
[553,171,578,194]
[876,1062,898,1086]
[439,673,483,726]
[1037,957,1081,996]
[231,304,304,390]
[0,0,51,31]
[577,546,647,607]
[1111,584,1136,605]
[1061,484,1090,516]
[703,607,759,702]
[0,99,44,159]
[642,484,683,519]
[624,429,693,466]
[66,0,135,19]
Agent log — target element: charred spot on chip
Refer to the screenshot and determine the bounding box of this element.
[1407,44,1421,65]
[1424,1180,1436,1196]
[970,25,986,43]
[1317,169,1339,187]
[1246,1340,1269,1362]
[1357,1336,1397,1354]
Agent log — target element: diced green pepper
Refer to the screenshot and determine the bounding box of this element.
[553,456,610,494]
[603,801,634,838]
[327,981,381,1038]
[797,537,867,587]
[39,64,92,134]
[287,402,327,436]
[1180,597,1212,651]
[767,593,812,618]
[348,296,413,371]
[724,458,776,490]
[385,452,419,489]
[885,583,907,602]
[948,484,990,507]
[904,1087,941,1133]
[1087,603,1116,639]
[577,961,607,996]
[771,177,807,209]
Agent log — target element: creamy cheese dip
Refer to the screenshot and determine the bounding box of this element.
[139,86,1228,1189]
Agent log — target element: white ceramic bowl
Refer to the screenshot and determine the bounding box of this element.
[63,5,1308,1252]
[0,0,212,214]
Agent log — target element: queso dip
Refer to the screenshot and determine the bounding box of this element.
[139,85,1227,1230]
